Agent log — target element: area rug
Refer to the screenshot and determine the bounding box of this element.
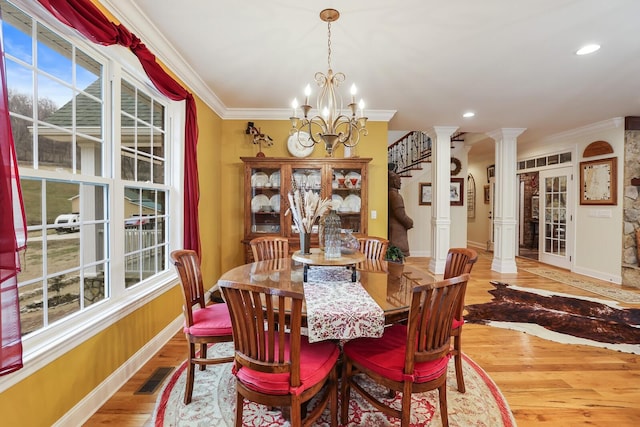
[153,342,516,426]
[521,267,640,303]
[465,281,640,354]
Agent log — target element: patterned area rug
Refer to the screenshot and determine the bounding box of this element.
[521,267,640,303]
[153,342,516,426]
[466,281,640,354]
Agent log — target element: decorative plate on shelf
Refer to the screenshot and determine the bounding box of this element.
[292,172,307,188]
[287,132,314,158]
[331,194,344,210]
[270,194,280,213]
[343,194,361,212]
[307,171,322,189]
[269,171,280,187]
[251,194,270,213]
[251,172,269,187]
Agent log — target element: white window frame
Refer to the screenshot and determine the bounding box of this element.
[0,0,184,392]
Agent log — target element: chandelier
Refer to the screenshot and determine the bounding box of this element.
[289,9,368,157]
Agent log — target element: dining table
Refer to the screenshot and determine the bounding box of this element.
[217,256,435,342]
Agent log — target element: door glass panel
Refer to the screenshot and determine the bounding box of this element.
[543,175,567,256]
[251,167,281,234]
[330,166,362,233]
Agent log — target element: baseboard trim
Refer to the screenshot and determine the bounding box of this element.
[53,316,183,427]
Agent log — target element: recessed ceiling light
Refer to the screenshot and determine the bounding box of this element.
[463,112,475,118]
[576,44,600,55]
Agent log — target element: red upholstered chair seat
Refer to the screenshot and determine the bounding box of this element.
[236,336,339,395]
[451,318,464,330]
[184,303,233,336]
[343,324,449,383]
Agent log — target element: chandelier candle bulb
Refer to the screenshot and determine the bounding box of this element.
[350,84,357,103]
[304,84,311,106]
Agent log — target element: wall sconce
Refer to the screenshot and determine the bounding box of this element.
[246,122,273,157]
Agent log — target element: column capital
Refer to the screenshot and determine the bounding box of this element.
[486,128,527,141]
[425,126,459,140]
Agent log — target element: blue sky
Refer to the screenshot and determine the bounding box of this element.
[3,22,99,109]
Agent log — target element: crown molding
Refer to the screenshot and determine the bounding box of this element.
[100,0,227,116]
[541,117,624,143]
[98,1,396,123]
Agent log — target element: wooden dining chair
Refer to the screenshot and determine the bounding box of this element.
[443,247,478,393]
[341,274,469,427]
[170,249,234,404]
[357,236,389,260]
[250,236,290,261]
[220,281,340,427]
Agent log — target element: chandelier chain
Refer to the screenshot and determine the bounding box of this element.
[327,21,332,70]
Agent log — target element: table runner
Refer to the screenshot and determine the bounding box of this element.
[303,267,384,343]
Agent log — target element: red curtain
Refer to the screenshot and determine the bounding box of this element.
[0,9,27,375]
[37,0,201,255]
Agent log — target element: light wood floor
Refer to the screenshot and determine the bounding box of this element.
[84,252,640,427]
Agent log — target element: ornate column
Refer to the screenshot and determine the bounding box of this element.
[486,128,526,273]
[426,126,459,274]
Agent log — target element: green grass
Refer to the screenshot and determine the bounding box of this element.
[21,179,80,226]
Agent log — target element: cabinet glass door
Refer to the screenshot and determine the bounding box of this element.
[331,166,363,233]
[290,167,323,235]
[249,167,281,234]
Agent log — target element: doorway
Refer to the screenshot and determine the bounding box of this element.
[518,172,539,260]
[537,167,573,269]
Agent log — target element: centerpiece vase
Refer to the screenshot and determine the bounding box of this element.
[324,210,342,259]
[300,232,311,255]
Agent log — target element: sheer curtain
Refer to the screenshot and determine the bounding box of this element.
[36,0,202,256]
[0,8,27,376]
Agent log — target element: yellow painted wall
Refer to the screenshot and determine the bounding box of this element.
[218,120,389,272]
[194,97,223,285]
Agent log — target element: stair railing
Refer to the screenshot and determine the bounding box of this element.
[387,131,432,176]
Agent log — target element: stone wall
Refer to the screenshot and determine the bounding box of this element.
[622,125,640,287]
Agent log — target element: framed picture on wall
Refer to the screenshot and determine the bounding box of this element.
[579,157,617,205]
[486,164,495,183]
[484,185,490,204]
[531,195,539,219]
[419,183,432,205]
[450,178,464,206]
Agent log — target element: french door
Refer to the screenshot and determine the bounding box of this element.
[538,167,573,269]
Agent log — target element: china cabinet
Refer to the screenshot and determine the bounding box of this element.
[241,157,371,262]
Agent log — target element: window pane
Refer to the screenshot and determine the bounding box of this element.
[38,125,72,172]
[76,48,101,92]
[84,266,106,307]
[12,115,34,165]
[19,280,44,335]
[6,60,34,117]
[37,23,72,82]
[153,157,165,184]
[21,178,42,225]
[137,155,151,182]
[38,73,72,122]
[76,135,103,176]
[2,1,33,64]
[121,80,136,116]
[76,93,103,139]
[153,101,164,129]
[18,238,42,282]
[137,91,151,124]
[48,271,80,324]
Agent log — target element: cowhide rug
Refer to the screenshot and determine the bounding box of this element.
[464,281,640,354]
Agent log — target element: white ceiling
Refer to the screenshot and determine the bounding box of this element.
[108,0,640,152]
